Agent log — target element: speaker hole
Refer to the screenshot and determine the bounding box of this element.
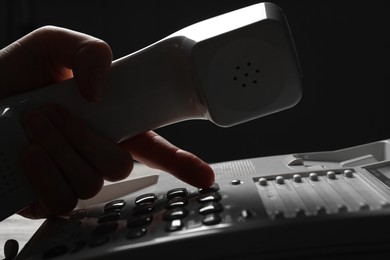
[253,80,257,84]
[244,73,248,77]
[242,84,246,88]
[233,77,238,81]
[236,66,240,70]
[247,62,251,66]
[256,69,260,73]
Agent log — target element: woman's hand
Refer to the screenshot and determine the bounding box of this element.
[0,26,214,219]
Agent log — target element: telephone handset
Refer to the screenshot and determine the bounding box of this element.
[17,139,390,259]
[0,2,301,222]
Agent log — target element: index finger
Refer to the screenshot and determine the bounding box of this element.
[120,131,215,188]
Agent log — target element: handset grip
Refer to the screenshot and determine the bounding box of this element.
[1,36,204,143]
[0,36,204,221]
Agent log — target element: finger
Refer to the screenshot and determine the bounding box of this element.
[42,103,134,182]
[20,144,78,218]
[120,131,215,188]
[22,108,104,199]
[0,26,112,101]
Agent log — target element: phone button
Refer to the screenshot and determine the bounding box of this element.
[199,202,223,215]
[202,214,221,225]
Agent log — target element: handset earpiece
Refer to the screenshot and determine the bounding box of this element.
[0,2,302,221]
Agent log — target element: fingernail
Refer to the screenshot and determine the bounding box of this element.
[42,105,65,128]
[23,110,50,139]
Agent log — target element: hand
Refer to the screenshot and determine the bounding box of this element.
[0,26,214,219]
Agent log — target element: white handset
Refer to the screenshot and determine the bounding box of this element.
[0,2,302,221]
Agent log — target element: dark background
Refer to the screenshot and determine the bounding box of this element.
[1,0,389,163]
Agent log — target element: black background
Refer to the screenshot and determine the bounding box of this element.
[1,0,389,163]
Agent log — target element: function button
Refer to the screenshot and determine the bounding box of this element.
[198,202,223,215]
[167,188,188,199]
[92,221,118,236]
[135,193,156,205]
[127,215,153,228]
[237,209,253,221]
[163,208,188,221]
[380,201,390,209]
[316,206,327,216]
[230,179,242,185]
[88,236,109,247]
[273,211,284,220]
[344,169,354,178]
[359,203,369,211]
[166,197,188,209]
[309,172,319,181]
[258,178,268,186]
[275,176,284,185]
[104,199,126,212]
[199,183,220,194]
[126,227,147,239]
[202,214,221,226]
[326,171,336,180]
[42,245,68,259]
[69,209,87,220]
[131,203,154,216]
[165,219,184,232]
[292,174,302,183]
[295,208,306,217]
[198,192,221,203]
[337,204,348,213]
[98,211,121,223]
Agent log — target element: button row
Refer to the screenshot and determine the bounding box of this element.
[258,170,355,186]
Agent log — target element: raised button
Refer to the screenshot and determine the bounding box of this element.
[199,183,220,194]
[165,219,184,232]
[135,193,156,205]
[104,199,126,212]
[295,208,306,217]
[237,209,253,221]
[166,197,188,209]
[309,172,319,181]
[359,203,369,211]
[167,188,188,199]
[198,192,221,203]
[292,174,302,183]
[275,176,284,185]
[163,208,188,221]
[258,178,268,186]
[380,201,390,209]
[337,204,348,213]
[274,211,284,219]
[98,211,121,223]
[326,171,336,180]
[316,206,327,216]
[198,202,223,215]
[231,179,242,185]
[202,214,221,225]
[344,169,354,178]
